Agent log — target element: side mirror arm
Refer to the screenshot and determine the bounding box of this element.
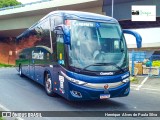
[123,30,142,48]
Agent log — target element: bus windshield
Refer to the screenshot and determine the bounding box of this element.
[68,20,128,72]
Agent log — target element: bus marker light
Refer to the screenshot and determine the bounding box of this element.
[60,53,62,60]
[54,82,57,85]
[59,88,65,94]
[54,88,57,91]
[49,65,53,68]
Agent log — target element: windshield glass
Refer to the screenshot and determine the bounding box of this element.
[68,20,128,72]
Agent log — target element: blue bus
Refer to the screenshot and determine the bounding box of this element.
[16,11,142,101]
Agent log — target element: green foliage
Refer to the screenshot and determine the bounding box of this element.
[0,63,14,67]
[130,76,139,84]
[0,117,5,120]
[0,0,21,8]
[152,61,160,67]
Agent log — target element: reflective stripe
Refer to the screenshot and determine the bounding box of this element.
[84,82,124,89]
[61,71,125,89]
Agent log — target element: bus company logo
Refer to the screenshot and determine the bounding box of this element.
[73,21,94,27]
[100,72,113,75]
[131,5,156,21]
[104,84,109,89]
[32,50,44,60]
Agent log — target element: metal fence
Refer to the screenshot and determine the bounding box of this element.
[129,50,160,77]
[0,0,52,11]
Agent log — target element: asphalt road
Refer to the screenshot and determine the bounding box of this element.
[0,68,160,120]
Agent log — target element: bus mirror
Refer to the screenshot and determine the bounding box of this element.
[123,29,142,48]
[62,25,71,45]
[55,25,71,45]
[54,27,63,35]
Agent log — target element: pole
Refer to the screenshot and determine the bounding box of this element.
[112,0,114,17]
[131,50,135,76]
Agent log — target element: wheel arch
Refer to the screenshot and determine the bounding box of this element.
[43,69,53,86]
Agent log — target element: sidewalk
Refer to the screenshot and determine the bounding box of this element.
[130,75,160,91]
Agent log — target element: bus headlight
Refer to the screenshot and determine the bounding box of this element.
[70,78,87,85]
[122,78,130,83]
[61,71,87,85]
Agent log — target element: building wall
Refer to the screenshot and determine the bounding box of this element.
[0,15,44,31]
[0,7,103,31]
[103,0,160,20]
[81,6,104,15]
[0,41,16,65]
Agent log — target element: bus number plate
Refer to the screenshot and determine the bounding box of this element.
[100,94,110,99]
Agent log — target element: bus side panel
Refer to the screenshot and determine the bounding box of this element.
[33,47,54,85]
[15,48,31,77]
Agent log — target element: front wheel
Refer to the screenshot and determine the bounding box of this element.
[45,72,56,96]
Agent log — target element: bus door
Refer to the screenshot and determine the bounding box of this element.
[53,31,66,96]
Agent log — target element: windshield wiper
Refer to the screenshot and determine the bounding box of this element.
[82,62,124,72]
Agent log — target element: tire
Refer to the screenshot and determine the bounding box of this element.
[44,72,56,96]
[19,65,24,77]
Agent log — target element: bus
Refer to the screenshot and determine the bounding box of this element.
[16,10,142,101]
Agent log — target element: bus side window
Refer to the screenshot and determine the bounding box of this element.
[114,40,119,52]
[54,16,63,27]
[34,18,51,48]
[50,16,56,62]
[19,49,30,59]
[19,54,26,59]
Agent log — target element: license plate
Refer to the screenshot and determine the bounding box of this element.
[100,94,110,99]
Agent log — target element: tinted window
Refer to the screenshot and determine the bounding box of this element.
[34,18,51,48]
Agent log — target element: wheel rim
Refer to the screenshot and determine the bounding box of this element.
[45,74,52,93]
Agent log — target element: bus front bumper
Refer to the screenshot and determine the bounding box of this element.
[67,81,130,101]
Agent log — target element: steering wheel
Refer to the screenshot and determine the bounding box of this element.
[94,51,105,61]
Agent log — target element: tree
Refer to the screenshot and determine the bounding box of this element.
[0,0,21,8]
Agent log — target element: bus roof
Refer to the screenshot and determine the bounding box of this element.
[17,10,118,40]
[47,10,118,23]
[34,10,118,29]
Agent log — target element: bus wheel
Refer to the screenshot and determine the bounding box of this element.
[19,65,24,77]
[45,73,56,96]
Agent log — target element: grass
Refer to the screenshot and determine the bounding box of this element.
[130,76,139,84]
[0,63,14,67]
[0,117,4,120]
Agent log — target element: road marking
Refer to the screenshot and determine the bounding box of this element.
[142,90,160,95]
[0,104,9,111]
[0,104,24,120]
[141,87,160,92]
[130,84,139,87]
[136,76,148,90]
